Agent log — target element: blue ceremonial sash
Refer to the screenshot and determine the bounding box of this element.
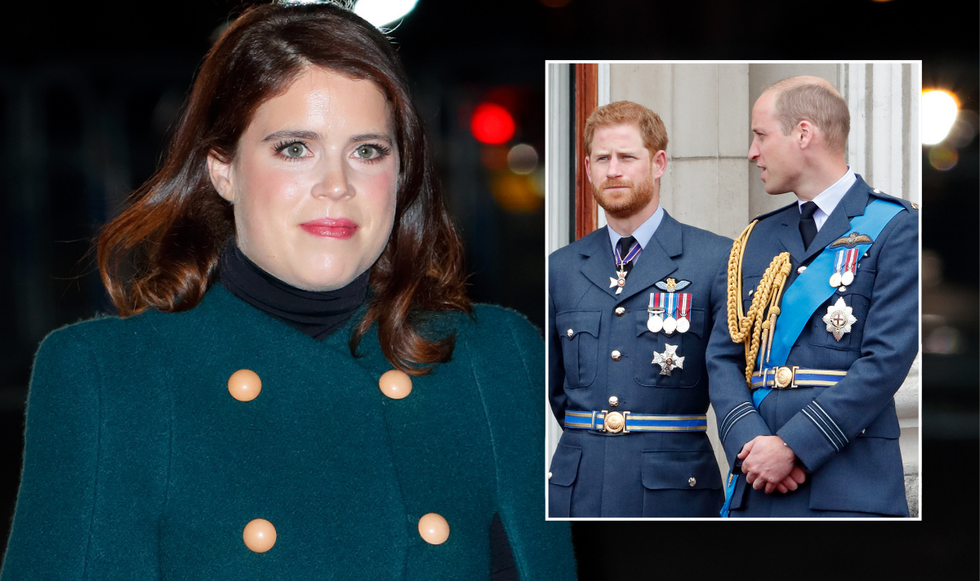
[753,198,903,407]
[721,198,904,518]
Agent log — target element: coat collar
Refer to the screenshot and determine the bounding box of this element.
[577,211,683,302]
[775,174,874,263]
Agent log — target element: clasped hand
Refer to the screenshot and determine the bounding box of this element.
[738,435,806,494]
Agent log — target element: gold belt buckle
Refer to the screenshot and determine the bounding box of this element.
[602,410,630,433]
[773,366,798,389]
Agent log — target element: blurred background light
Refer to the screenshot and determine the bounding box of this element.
[354,0,420,27]
[490,171,543,214]
[928,143,959,171]
[922,89,959,145]
[507,143,539,174]
[470,102,516,145]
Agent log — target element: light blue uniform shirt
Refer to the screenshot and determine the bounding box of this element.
[606,205,664,263]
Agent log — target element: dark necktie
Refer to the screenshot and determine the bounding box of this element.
[617,236,637,276]
[799,202,818,250]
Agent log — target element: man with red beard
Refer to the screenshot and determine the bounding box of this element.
[548,101,731,517]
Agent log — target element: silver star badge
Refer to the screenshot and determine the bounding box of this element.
[652,343,685,376]
[822,297,857,341]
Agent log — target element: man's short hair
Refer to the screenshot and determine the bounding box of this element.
[766,77,850,153]
[584,101,668,157]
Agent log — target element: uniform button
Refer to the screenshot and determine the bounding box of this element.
[548,471,553,480]
[688,477,697,487]
[418,513,450,545]
[608,396,619,407]
[243,518,276,553]
[614,306,626,316]
[566,328,574,338]
[797,266,807,274]
[228,369,262,402]
[379,369,413,400]
[611,350,622,361]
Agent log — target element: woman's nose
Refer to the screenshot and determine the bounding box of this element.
[312,159,352,200]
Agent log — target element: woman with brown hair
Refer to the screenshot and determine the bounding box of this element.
[0,2,574,579]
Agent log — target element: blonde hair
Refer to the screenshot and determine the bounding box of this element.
[766,76,850,153]
[584,100,668,157]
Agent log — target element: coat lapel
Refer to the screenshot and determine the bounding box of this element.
[775,206,807,263]
[578,228,621,298]
[801,176,873,263]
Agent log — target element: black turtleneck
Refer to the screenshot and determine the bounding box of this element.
[219,243,369,340]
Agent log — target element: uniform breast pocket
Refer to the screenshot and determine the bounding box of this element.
[807,267,874,352]
[555,310,601,388]
[633,307,705,388]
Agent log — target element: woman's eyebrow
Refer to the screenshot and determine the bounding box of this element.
[349,132,394,144]
[261,129,321,142]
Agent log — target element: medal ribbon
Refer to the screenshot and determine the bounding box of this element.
[665,292,676,318]
[613,240,642,267]
[833,249,847,277]
[844,248,859,278]
[677,293,691,319]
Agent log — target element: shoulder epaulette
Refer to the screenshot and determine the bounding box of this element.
[868,186,918,212]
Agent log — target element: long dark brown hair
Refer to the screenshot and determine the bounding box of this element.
[97,2,470,374]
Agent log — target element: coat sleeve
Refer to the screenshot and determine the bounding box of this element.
[706,249,773,471]
[470,309,576,581]
[2,324,166,580]
[1,328,103,580]
[547,276,567,426]
[775,208,919,472]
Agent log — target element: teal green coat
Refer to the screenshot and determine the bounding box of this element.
[1,286,575,580]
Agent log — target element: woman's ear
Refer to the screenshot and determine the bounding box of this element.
[207,151,236,203]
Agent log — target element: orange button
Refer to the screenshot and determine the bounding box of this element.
[417,513,450,545]
[228,369,262,402]
[243,518,276,553]
[379,369,412,400]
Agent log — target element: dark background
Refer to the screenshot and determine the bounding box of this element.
[1,0,977,578]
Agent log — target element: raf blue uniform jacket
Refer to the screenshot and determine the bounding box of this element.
[548,211,730,517]
[707,175,918,517]
[1,285,576,580]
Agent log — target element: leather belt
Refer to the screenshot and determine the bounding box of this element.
[750,366,847,390]
[564,410,707,434]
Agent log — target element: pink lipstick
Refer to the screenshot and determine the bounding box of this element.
[300,218,358,239]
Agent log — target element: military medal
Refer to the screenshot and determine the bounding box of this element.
[822,297,857,341]
[609,239,641,295]
[829,248,859,288]
[609,267,629,295]
[647,293,664,333]
[662,292,677,335]
[675,293,691,334]
[841,248,858,286]
[652,343,685,376]
[829,250,844,288]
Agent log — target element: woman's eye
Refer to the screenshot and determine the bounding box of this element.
[282,143,308,158]
[355,144,379,159]
[274,141,310,159]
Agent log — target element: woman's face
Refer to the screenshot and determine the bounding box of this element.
[209,66,399,291]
